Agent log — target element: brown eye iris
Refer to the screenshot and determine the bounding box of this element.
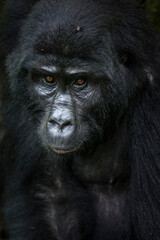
[45,76,55,84]
[75,79,86,86]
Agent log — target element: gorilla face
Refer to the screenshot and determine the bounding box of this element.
[30,64,106,154]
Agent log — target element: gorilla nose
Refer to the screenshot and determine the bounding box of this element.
[47,108,74,137]
[49,118,73,132]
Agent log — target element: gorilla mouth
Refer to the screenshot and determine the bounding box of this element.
[49,145,82,154]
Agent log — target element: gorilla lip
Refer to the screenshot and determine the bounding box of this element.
[49,145,81,154]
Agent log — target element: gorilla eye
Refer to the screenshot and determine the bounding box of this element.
[74,79,87,87]
[44,76,56,85]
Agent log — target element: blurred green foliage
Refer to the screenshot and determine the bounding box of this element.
[146,0,160,32]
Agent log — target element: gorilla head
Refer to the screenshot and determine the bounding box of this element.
[5,0,149,155]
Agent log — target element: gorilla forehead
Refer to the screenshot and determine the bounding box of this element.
[21,0,115,57]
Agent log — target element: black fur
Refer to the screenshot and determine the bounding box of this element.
[0,0,160,240]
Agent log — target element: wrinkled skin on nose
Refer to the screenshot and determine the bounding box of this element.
[47,106,75,139]
[44,93,81,154]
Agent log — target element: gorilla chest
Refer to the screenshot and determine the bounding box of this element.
[56,152,128,239]
[51,182,126,240]
[71,149,128,184]
[49,159,127,239]
[90,186,126,240]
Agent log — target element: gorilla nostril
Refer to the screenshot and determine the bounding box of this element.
[48,119,60,128]
[49,119,57,124]
[60,121,72,131]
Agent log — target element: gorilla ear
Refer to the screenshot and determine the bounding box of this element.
[118,51,135,68]
[118,52,128,65]
[118,52,154,83]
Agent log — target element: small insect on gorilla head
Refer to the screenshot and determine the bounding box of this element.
[5,0,152,156]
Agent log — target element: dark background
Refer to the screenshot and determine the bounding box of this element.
[144,0,160,33]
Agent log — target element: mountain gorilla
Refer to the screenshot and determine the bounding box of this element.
[0,0,160,239]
